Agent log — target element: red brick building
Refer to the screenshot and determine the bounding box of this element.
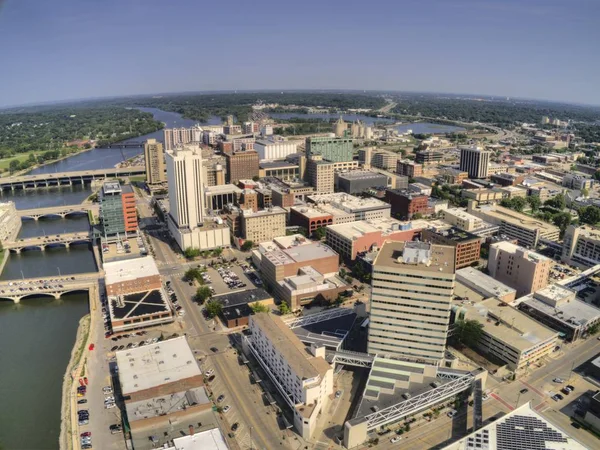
[290,206,333,235]
[225,150,260,183]
[385,189,429,220]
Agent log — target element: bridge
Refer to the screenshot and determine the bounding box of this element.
[328,349,374,367]
[283,306,355,329]
[0,166,146,191]
[105,141,145,148]
[0,273,101,303]
[4,232,93,253]
[18,204,99,220]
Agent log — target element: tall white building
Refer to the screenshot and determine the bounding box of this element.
[254,137,298,160]
[164,126,203,151]
[459,146,491,179]
[368,241,456,364]
[166,146,229,251]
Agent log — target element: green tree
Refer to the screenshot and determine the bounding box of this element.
[313,226,327,240]
[580,187,589,198]
[278,301,291,315]
[526,195,541,212]
[205,300,223,318]
[545,193,566,210]
[412,212,424,219]
[552,212,573,236]
[579,206,600,225]
[9,160,20,174]
[241,241,254,251]
[594,171,600,182]
[185,268,201,282]
[588,323,600,335]
[195,286,212,304]
[184,247,201,259]
[212,247,223,257]
[252,175,260,182]
[250,303,269,313]
[454,319,484,348]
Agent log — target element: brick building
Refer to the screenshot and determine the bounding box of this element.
[385,189,429,219]
[421,227,482,269]
[225,150,260,183]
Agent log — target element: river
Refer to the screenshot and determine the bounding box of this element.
[269,112,465,134]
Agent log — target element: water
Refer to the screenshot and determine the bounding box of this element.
[1,185,92,210]
[0,247,97,281]
[0,294,89,450]
[396,122,465,134]
[27,108,220,175]
[18,216,90,239]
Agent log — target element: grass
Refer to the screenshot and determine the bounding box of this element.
[129,175,146,183]
[0,151,37,172]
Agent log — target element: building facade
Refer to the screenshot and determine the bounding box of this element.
[422,227,482,269]
[459,146,491,179]
[144,138,166,184]
[385,189,429,219]
[225,150,260,183]
[0,201,21,242]
[241,207,287,243]
[306,157,335,194]
[305,136,353,163]
[488,242,551,297]
[336,171,389,194]
[397,160,423,178]
[562,225,600,268]
[369,241,456,364]
[100,181,138,239]
[254,137,298,160]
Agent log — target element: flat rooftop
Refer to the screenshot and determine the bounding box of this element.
[204,184,243,195]
[475,204,560,234]
[292,312,357,350]
[373,241,456,274]
[125,386,209,422]
[290,205,334,219]
[242,206,287,218]
[104,255,159,286]
[251,313,331,380]
[166,429,229,450]
[426,226,481,243]
[116,336,201,395]
[110,289,170,320]
[260,161,298,169]
[336,170,388,180]
[327,217,424,240]
[520,294,600,328]
[213,288,271,308]
[491,241,552,263]
[264,241,338,267]
[457,298,557,352]
[307,192,391,213]
[456,267,516,300]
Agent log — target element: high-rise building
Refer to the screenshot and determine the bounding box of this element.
[305,136,353,163]
[225,150,260,183]
[143,139,166,184]
[459,146,491,179]
[99,181,137,239]
[164,127,193,151]
[306,156,335,194]
[368,241,456,364]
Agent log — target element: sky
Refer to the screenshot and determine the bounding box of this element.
[0,0,599,107]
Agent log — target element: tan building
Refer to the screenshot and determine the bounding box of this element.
[0,201,21,242]
[225,150,259,183]
[397,160,423,178]
[440,207,486,232]
[455,267,516,303]
[467,202,560,248]
[488,242,551,297]
[562,225,600,268]
[241,207,287,244]
[306,156,335,194]
[461,188,504,203]
[246,313,333,439]
[422,227,482,269]
[144,139,166,184]
[369,241,456,364]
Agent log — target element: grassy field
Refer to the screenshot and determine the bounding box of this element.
[0,150,39,172]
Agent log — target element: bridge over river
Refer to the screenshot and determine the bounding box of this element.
[0,273,101,303]
[18,204,99,220]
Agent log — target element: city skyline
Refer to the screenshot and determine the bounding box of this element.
[0,0,599,107]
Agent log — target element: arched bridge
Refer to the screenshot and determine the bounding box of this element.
[0,273,101,303]
[4,232,93,253]
[18,204,99,221]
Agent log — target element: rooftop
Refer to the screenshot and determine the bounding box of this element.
[251,313,331,381]
[374,241,456,274]
[425,226,481,243]
[442,402,587,450]
[491,241,552,263]
[326,217,425,240]
[165,428,229,450]
[116,336,201,395]
[104,256,159,286]
[307,192,391,213]
[456,267,516,300]
[242,206,287,218]
[336,170,388,181]
[102,181,122,195]
[213,288,271,308]
[204,184,243,195]
[475,204,560,234]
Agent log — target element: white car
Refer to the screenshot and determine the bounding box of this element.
[391,436,402,443]
[553,378,564,383]
[105,403,116,409]
[102,386,113,394]
[447,409,457,418]
[205,369,214,377]
[223,405,231,413]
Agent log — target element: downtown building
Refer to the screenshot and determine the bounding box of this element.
[99,181,138,241]
[143,138,166,184]
[165,146,229,251]
[368,241,456,364]
[305,136,353,163]
[459,146,491,179]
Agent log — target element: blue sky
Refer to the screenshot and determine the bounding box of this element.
[0,0,598,107]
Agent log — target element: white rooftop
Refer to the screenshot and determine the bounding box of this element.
[307,192,390,213]
[165,428,229,450]
[116,336,200,395]
[104,256,159,286]
[456,267,516,300]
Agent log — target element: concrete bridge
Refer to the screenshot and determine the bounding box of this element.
[0,166,146,191]
[4,232,93,253]
[18,204,99,221]
[0,273,101,303]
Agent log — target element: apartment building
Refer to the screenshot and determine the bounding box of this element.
[241,207,287,244]
[421,227,482,269]
[415,150,444,164]
[368,241,456,364]
[306,157,335,194]
[455,267,516,303]
[467,202,560,248]
[144,139,166,184]
[385,189,429,219]
[0,201,21,242]
[488,242,551,297]
[371,150,398,171]
[459,146,491,179]
[163,127,200,151]
[397,160,423,178]
[325,217,425,260]
[225,150,260,183]
[562,225,600,267]
[461,188,504,203]
[247,313,333,439]
[440,208,485,232]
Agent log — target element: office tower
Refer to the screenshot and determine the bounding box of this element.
[225,150,260,183]
[368,241,456,364]
[144,138,166,184]
[306,156,335,194]
[305,136,353,163]
[99,181,137,239]
[166,146,205,229]
[459,146,491,179]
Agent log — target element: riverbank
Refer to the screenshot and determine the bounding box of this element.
[1,147,96,178]
[59,313,91,450]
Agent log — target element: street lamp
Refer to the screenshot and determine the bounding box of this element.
[57,266,62,277]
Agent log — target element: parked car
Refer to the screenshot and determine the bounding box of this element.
[391,436,402,443]
[520,388,528,394]
[223,405,231,413]
[447,410,457,418]
[217,394,225,403]
[231,422,239,432]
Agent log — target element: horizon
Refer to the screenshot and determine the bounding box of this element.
[1,0,599,108]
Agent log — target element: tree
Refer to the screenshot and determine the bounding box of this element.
[184,247,201,259]
[552,212,573,236]
[526,195,541,212]
[580,187,589,198]
[454,319,484,348]
[250,303,269,313]
[313,226,327,240]
[278,302,291,315]
[588,323,600,335]
[205,300,223,318]
[594,171,600,182]
[241,241,254,251]
[545,193,566,210]
[412,213,423,219]
[9,160,20,174]
[252,175,260,182]
[212,247,223,257]
[579,205,600,225]
[185,268,201,282]
[195,286,212,304]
